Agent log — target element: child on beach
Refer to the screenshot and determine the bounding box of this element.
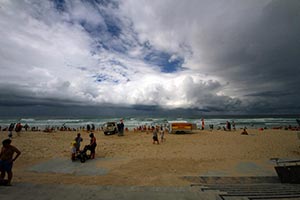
[74,133,83,152]
[241,128,248,135]
[0,139,21,186]
[71,141,77,161]
[152,126,159,144]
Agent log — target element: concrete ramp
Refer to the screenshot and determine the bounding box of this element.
[27,158,109,176]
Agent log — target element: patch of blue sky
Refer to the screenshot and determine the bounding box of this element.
[52,0,141,59]
[78,0,122,38]
[89,0,119,9]
[52,0,66,12]
[144,50,184,73]
[92,59,130,83]
[93,40,110,51]
[78,15,129,55]
[79,20,105,37]
[53,0,183,74]
[53,0,121,39]
[107,40,128,53]
[93,73,124,84]
[103,15,122,37]
[109,59,128,70]
[93,74,110,83]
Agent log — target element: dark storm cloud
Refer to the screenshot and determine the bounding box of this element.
[0,84,85,107]
[196,0,300,95]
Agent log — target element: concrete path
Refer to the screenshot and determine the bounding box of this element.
[27,158,109,176]
[5,158,281,200]
[0,183,218,200]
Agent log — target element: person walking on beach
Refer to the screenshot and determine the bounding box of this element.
[0,139,21,186]
[201,118,205,130]
[74,133,83,152]
[15,123,22,136]
[118,119,124,136]
[152,126,159,144]
[89,133,97,159]
[24,124,29,131]
[8,123,15,139]
[86,124,91,132]
[232,121,236,131]
[160,126,165,143]
[226,121,231,131]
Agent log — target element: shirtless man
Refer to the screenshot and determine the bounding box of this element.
[0,139,21,186]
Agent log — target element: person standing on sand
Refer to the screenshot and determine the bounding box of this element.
[160,126,165,143]
[8,123,15,139]
[74,133,83,152]
[87,124,91,132]
[0,139,21,186]
[15,123,22,136]
[201,118,205,130]
[71,141,77,161]
[118,119,124,136]
[226,121,231,131]
[24,124,29,131]
[232,121,236,131]
[152,126,159,144]
[89,133,97,159]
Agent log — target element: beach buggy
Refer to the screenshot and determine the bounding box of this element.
[76,145,93,163]
[71,144,92,163]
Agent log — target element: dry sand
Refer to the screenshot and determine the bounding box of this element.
[1,129,299,186]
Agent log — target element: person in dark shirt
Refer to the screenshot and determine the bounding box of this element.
[152,126,159,144]
[118,120,124,136]
[89,133,97,159]
[0,139,21,186]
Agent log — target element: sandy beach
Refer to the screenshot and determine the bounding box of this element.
[1,129,299,186]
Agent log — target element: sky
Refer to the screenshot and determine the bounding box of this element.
[0,0,300,117]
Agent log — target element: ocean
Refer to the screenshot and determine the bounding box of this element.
[0,115,299,130]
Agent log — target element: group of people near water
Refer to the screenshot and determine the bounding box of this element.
[152,125,167,144]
